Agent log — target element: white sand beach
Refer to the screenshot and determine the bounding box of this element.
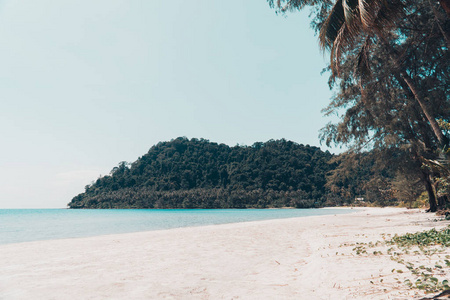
[1,207,449,299]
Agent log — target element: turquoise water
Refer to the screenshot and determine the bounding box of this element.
[0,208,353,245]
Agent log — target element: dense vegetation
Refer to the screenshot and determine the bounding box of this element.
[269,0,450,211]
[68,138,335,209]
[70,0,450,211]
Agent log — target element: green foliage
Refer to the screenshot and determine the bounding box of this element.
[404,277,450,293]
[391,171,424,208]
[398,191,429,209]
[269,0,450,212]
[386,228,450,294]
[349,228,450,295]
[325,150,409,206]
[388,226,450,248]
[68,138,334,209]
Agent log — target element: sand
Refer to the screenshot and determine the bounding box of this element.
[0,207,449,299]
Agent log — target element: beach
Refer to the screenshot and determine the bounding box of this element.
[0,207,449,299]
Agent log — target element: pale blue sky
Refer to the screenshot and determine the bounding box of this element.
[0,0,338,208]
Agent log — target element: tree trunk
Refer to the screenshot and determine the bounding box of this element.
[400,72,449,151]
[378,38,449,153]
[429,0,450,47]
[438,0,450,17]
[422,171,438,212]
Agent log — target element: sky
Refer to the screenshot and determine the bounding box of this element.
[0,0,339,208]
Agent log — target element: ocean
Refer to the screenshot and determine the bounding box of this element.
[0,208,354,245]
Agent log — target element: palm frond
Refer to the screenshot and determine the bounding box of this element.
[358,0,373,27]
[321,0,406,75]
[355,36,373,78]
[330,24,349,76]
[320,0,346,50]
[343,0,357,24]
[370,0,406,34]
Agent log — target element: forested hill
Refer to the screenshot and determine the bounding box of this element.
[68,137,335,209]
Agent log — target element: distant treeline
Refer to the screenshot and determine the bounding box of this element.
[68,137,336,209]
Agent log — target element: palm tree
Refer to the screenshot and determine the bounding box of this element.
[269,0,450,18]
[318,0,449,153]
[270,0,449,153]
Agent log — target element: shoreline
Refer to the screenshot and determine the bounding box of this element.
[1,207,448,299]
[0,207,356,246]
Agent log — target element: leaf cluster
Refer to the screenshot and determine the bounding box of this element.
[388,226,450,247]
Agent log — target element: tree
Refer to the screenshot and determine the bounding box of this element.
[68,138,334,209]
[269,0,449,211]
[269,0,449,150]
[318,0,449,152]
